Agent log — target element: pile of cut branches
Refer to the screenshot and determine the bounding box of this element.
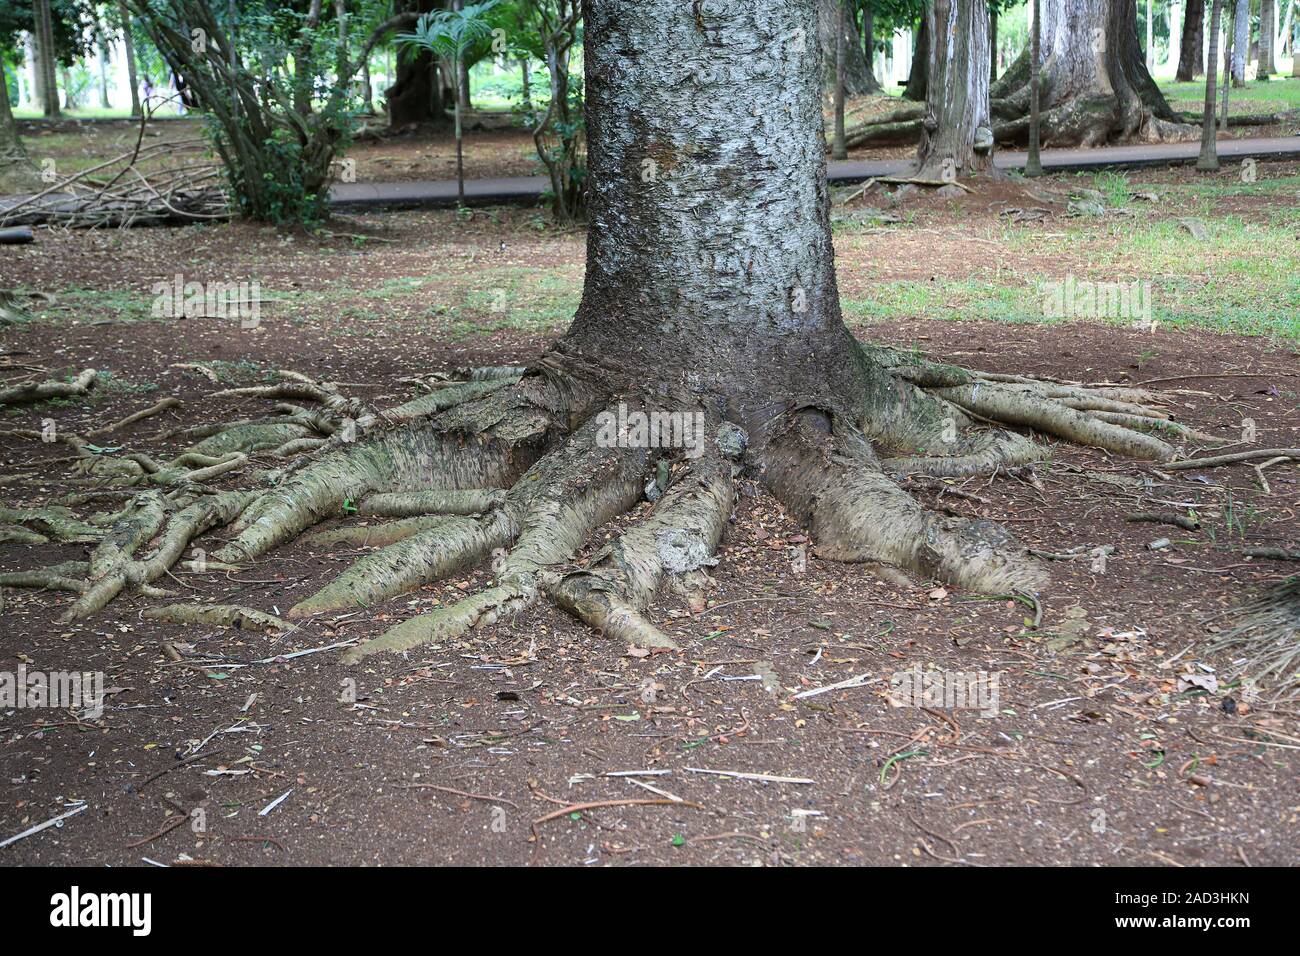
[0,101,228,229]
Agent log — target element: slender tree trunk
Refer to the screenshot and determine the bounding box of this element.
[833,0,848,159]
[1259,0,1276,75]
[454,55,465,207]
[34,0,62,117]
[903,18,929,100]
[119,1,142,117]
[991,0,1183,146]
[1145,0,1154,69]
[1177,0,1206,79]
[917,0,993,179]
[990,7,999,83]
[97,29,112,110]
[1231,0,1247,85]
[1222,2,1235,119]
[1026,0,1044,175]
[862,5,881,91]
[1197,0,1223,169]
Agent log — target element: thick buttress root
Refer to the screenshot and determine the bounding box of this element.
[545,451,735,649]
[763,413,1047,595]
[3,344,1228,665]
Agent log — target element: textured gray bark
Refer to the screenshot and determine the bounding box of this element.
[1259,0,1276,76]
[557,0,864,432]
[917,0,993,178]
[1177,0,1205,80]
[991,0,1182,146]
[34,0,61,117]
[1231,0,1248,85]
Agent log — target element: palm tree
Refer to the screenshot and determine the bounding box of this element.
[398,1,500,209]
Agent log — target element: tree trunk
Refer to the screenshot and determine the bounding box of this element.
[1231,0,1247,85]
[386,0,447,127]
[862,6,882,92]
[817,0,876,94]
[34,0,62,117]
[561,0,860,429]
[903,18,929,100]
[1,66,41,192]
[98,33,112,110]
[1145,0,1154,69]
[1177,0,1205,79]
[28,34,46,113]
[1259,0,1276,75]
[119,1,142,117]
[1222,1,1235,120]
[917,0,994,179]
[1197,0,1223,169]
[990,7,999,83]
[833,0,848,159]
[1026,0,1044,175]
[1295,6,1300,76]
[991,0,1184,147]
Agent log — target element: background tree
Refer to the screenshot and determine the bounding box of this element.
[1196,0,1222,169]
[1025,0,1043,174]
[1258,0,1275,76]
[991,0,1185,146]
[127,0,405,223]
[1230,0,1247,85]
[833,0,847,159]
[902,8,927,99]
[0,59,40,191]
[398,0,499,208]
[817,0,874,93]
[33,0,59,115]
[915,0,993,179]
[387,1,451,127]
[1176,0,1204,80]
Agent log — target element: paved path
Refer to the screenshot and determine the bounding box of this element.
[330,136,1300,210]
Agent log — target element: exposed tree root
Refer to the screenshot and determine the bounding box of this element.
[0,368,98,406]
[546,450,735,649]
[64,490,255,621]
[1,345,1246,667]
[763,412,1047,594]
[142,603,294,632]
[338,412,649,662]
[358,489,507,517]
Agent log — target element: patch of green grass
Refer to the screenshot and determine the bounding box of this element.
[1158,76,1300,115]
[1092,170,1133,208]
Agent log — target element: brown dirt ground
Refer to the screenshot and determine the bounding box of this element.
[0,162,1297,868]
